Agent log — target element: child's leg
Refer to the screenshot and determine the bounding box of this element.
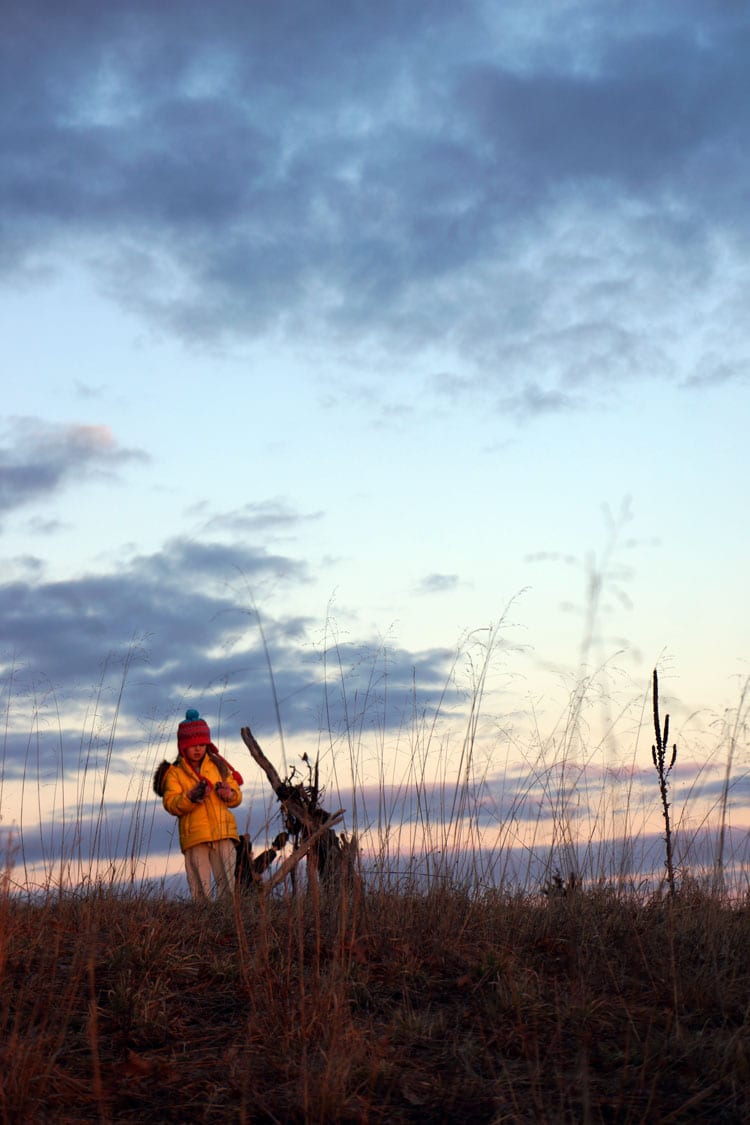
[184,844,212,901]
[208,838,237,900]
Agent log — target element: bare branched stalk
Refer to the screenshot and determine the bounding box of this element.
[651,669,677,896]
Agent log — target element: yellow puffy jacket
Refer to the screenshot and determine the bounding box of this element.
[162,754,242,853]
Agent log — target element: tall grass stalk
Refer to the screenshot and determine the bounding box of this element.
[714,675,750,890]
[651,669,677,897]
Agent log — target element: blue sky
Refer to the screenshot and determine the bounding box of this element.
[2,1,749,885]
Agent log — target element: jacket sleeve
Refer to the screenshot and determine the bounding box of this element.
[162,767,195,818]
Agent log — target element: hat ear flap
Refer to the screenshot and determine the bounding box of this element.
[206,744,244,786]
[206,746,228,780]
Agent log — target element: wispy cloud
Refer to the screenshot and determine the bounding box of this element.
[416,573,461,595]
[191,499,324,537]
[0,418,148,517]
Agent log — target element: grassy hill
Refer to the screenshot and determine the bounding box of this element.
[2,875,749,1123]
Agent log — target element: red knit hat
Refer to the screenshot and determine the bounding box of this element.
[177,708,211,753]
[176,708,244,785]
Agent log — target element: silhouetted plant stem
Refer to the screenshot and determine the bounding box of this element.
[651,669,677,896]
[714,675,749,891]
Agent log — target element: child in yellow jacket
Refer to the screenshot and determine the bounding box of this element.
[156,709,244,901]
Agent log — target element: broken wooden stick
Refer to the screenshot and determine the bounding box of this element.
[262,811,346,893]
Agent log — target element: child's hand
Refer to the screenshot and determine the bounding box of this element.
[214,781,232,801]
[188,781,207,803]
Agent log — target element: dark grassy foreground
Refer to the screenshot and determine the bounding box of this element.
[2,878,749,1123]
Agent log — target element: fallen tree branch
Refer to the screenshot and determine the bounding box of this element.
[241,726,285,792]
[261,811,345,894]
[241,725,316,830]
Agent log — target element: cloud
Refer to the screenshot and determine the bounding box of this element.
[24,516,69,536]
[192,499,324,537]
[73,379,109,401]
[0,417,148,517]
[503,382,580,420]
[687,772,750,805]
[2,1,749,407]
[416,573,461,595]
[683,356,750,391]
[2,798,176,872]
[0,531,462,783]
[0,537,307,686]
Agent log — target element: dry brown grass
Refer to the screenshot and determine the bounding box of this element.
[2,876,749,1124]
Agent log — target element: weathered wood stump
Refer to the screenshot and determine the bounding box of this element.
[240,727,356,891]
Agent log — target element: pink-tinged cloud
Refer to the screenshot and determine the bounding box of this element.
[0,417,149,516]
